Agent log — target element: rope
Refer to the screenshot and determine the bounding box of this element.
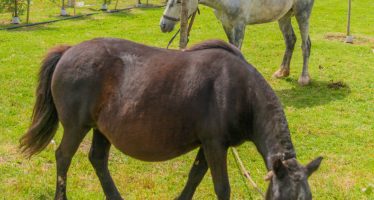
[231,148,265,198]
[166,8,199,49]
[167,29,181,49]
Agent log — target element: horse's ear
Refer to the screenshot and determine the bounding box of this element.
[272,158,288,179]
[305,156,323,177]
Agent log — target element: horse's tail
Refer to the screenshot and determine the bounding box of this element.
[20,45,71,157]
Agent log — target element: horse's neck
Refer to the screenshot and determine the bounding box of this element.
[251,79,296,170]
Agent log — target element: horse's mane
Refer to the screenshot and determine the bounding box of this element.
[186,40,245,61]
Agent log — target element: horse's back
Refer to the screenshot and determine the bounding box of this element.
[218,0,294,24]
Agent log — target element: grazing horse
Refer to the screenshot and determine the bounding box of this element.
[20,38,322,200]
[160,0,315,86]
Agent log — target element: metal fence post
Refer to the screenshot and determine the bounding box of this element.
[345,0,353,43]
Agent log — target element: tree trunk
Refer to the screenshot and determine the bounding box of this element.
[179,0,189,49]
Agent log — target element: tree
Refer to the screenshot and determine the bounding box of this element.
[0,0,27,16]
[1,0,27,23]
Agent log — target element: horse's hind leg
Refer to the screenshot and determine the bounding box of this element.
[55,125,90,200]
[273,12,296,79]
[89,129,122,200]
[177,148,208,200]
[294,0,314,85]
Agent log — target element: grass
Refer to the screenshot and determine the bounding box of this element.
[0,0,373,199]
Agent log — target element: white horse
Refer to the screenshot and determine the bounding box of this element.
[160,0,315,85]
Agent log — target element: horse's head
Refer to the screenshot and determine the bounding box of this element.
[265,157,323,200]
[160,0,198,32]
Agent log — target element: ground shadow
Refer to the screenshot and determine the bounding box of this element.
[103,10,135,18]
[3,15,94,32]
[5,24,59,32]
[275,78,351,108]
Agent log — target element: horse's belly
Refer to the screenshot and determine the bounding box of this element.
[244,0,294,24]
[112,134,200,162]
[100,121,200,162]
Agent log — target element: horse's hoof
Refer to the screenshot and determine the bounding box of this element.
[298,75,311,86]
[272,68,290,78]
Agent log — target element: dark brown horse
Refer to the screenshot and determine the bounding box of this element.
[20,38,322,200]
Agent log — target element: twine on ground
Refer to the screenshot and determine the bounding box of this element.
[231,148,265,198]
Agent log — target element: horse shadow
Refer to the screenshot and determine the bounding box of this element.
[274,78,351,108]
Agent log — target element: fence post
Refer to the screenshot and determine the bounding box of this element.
[345,0,353,43]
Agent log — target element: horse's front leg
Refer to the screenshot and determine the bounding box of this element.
[203,141,230,200]
[222,23,245,49]
[233,23,245,49]
[177,148,208,200]
[89,129,123,200]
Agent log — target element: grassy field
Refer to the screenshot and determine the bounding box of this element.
[0,0,373,199]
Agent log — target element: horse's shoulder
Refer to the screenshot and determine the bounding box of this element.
[186,40,245,61]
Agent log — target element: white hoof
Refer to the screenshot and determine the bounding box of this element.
[298,75,311,86]
[272,68,290,78]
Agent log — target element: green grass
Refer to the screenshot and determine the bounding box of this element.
[0,0,373,199]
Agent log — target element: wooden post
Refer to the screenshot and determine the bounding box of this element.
[179,0,189,49]
[345,0,353,43]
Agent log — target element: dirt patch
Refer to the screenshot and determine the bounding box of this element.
[0,156,6,164]
[0,144,20,165]
[325,33,374,48]
[327,81,348,89]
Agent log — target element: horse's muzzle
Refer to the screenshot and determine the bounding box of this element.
[160,18,176,33]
